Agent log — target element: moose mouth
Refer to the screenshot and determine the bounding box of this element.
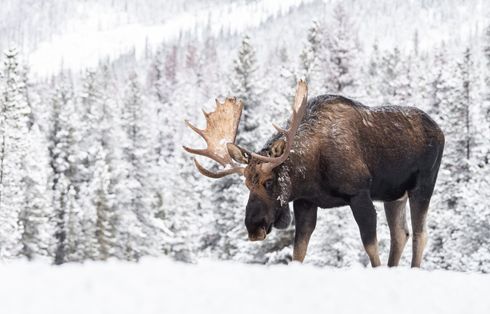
[248,209,291,241]
[248,224,272,241]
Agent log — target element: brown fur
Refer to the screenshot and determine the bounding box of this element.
[235,95,444,267]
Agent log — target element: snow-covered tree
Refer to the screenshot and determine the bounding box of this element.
[49,75,79,264]
[90,147,115,260]
[364,41,382,104]
[299,20,323,93]
[379,48,413,106]
[20,124,54,259]
[323,4,360,94]
[0,49,31,258]
[115,72,167,260]
[231,35,261,146]
[484,25,490,103]
[64,184,84,262]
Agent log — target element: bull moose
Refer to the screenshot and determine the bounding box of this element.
[184,80,444,267]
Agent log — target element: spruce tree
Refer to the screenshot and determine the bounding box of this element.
[324,4,359,94]
[116,72,166,260]
[299,20,323,93]
[379,48,413,106]
[364,41,382,104]
[231,34,260,145]
[0,49,30,258]
[49,75,79,264]
[484,25,490,103]
[424,47,468,269]
[20,124,54,259]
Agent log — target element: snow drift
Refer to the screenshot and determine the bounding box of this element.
[0,258,489,314]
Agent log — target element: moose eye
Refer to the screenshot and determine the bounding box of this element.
[264,179,273,191]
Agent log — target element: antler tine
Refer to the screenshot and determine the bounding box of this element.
[185,120,205,138]
[193,158,244,178]
[183,97,246,178]
[250,80,308,167]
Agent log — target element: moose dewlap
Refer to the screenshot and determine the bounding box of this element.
[184,80,444,267]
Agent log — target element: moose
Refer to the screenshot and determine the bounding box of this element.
[184,80,444,267]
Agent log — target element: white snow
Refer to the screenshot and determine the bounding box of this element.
[0,258,489,314]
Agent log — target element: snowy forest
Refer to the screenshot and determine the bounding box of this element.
[0,0,489,273]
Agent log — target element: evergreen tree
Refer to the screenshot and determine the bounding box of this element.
[20,124,54,259]
[116,72,167,260]
[364,41,382,104]
[150,45,178,105]
[460,47,472,160]
[64,184,84,262]
[299,20,323,94]
[481,25,490,164]
[274,45,297,121]
[424,47,469,269]
[94,63,121,259]
[484,25,490,103]
[0,49,30,258]
[231,35,260,146]
[76,69,106,260]
[49,75,79,264]
[90,147,115,260]
[379,48,413,106]
[323,4,359,94]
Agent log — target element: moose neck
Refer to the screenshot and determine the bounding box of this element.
[276,139,321,204]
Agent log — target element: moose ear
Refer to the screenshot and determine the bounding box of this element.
[269,139,286,158]
[226,143,250,164]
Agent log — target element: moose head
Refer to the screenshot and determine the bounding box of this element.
[183,81,308,241]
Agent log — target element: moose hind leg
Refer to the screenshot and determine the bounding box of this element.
[350,190,381,267]
[408,187,433,268]
[408,169,440,268]
[384,193,409,267]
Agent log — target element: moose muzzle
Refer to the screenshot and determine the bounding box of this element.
[248,226,267,241]
[245,196,274,241]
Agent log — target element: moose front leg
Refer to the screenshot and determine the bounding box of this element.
[350,190,381,267]
[293,200,318,262]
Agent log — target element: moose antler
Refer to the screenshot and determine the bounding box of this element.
[184,80,308,178]
[183,97,246,178]
[246,79,308,172]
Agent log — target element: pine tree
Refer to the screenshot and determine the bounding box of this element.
[20,124,54,259]
[481,25,490,164]
[116,72,166,260]
[0,49,30,258]
[231,35,260,146]
[275,45,297,121]
[424,47,469,269]
[150,45,178,105]
[364,41,382,104]
[484,25,490,103]
[94,63,121,259]
[64,184,84,262]
[379,48,413,106]
[49,75,79,264]
[90,147,115,260]
[75,69,106,260]
[323,4,359,94]
[460,47,472,160]
[299,20,323,93]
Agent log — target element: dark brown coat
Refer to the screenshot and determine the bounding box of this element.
[243,95,444,266]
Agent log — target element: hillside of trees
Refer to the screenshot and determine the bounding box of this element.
[0,0,489,272]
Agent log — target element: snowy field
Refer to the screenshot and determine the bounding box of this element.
[1,259,489,314]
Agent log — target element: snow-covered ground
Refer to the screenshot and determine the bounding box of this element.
[1,258,489,314]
